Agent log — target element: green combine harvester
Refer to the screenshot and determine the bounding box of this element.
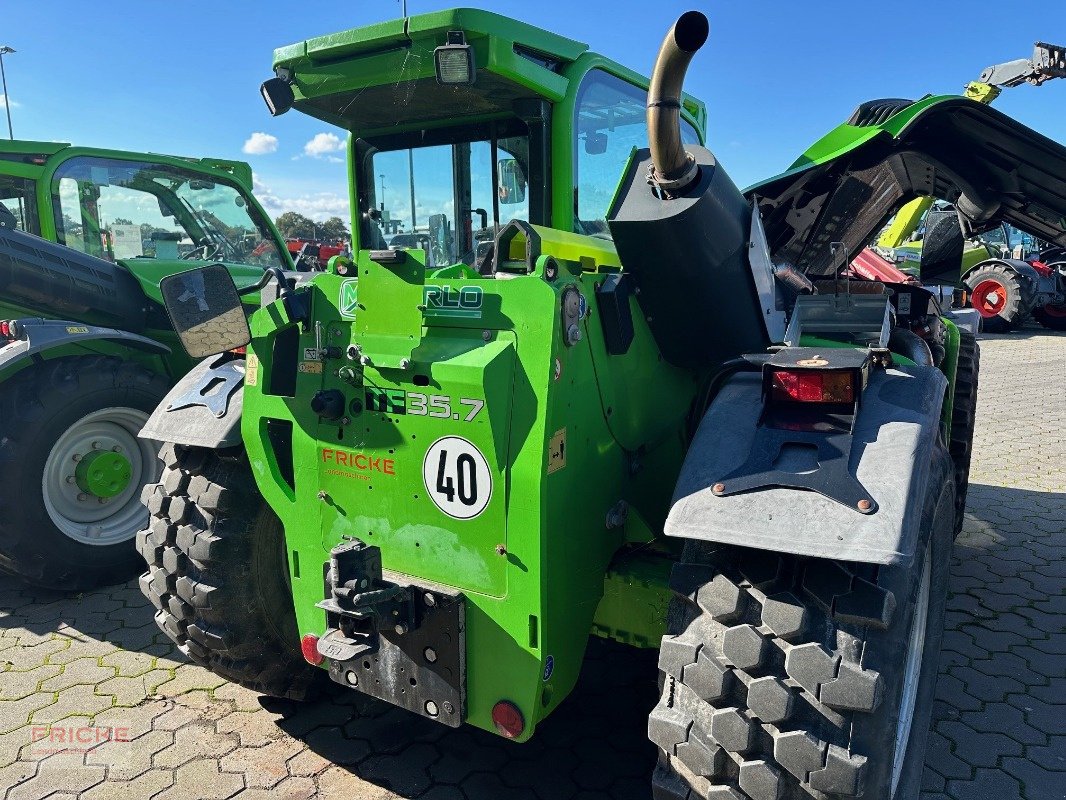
[0,141,292,589]
[136,9,1065,800]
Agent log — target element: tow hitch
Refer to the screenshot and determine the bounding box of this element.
[316,538,466,726]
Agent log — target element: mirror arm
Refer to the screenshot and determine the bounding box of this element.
[238,266,291,297]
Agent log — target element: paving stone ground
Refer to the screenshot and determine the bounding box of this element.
[0,325,1063,800]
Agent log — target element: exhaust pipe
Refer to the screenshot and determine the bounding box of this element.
[647,10,709,192]
[606,11,769,369]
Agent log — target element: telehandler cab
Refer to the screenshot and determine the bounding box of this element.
[137,9,1064,799]
[0,141,293,590]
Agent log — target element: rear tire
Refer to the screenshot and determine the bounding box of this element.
[136,443,320,699]
[964,265,1029,332]
[948,330,979,536]
[1033,304,1066,331]
[650,446,954,800]
[0,356,168,590]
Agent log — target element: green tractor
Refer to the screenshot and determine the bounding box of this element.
[137,10,1063,799]
[0,140,293,590]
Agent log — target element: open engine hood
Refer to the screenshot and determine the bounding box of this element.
[746,96,1066,276]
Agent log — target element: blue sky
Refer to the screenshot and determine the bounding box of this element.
[3,0,1064,224]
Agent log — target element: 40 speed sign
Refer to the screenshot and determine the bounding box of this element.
[422,436,492,520]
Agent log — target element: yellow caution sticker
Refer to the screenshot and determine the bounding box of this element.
[66,326,89,334]
[298,361,323,374]
[245,353,259,386]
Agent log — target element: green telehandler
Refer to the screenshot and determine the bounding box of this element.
[136,9,1064,799]
[0,141,293,590]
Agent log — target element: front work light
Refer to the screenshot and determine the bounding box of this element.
[435,31,476,85]
[261,76,295,116]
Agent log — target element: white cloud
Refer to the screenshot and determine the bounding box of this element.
[303,132,345,158]
[253,174,350,222]
[242,132,278,155]
[0,94,20,109]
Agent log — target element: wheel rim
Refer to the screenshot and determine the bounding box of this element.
[971,279,1007,318]
[891,547,932,794]
[1041,303,1066,318]
[41,407,160,546]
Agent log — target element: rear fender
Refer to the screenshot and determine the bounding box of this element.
[667,365,947,566]
[0,318,169,374]
[139,354,244,449]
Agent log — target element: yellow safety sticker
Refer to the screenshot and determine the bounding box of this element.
[245,353,259,386]
[66,326,89,334]
[298,361,323,374]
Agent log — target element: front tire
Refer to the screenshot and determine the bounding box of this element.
[650,446,955,800]
[948,330,979,536]
[0,356,169,590]
[136,443,319,699]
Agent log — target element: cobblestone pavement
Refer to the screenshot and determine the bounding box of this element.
[0,326,1062,800]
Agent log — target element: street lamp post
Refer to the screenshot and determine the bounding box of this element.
[0,46,14,140]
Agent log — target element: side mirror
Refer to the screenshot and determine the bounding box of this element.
[160,264,250,358]
[497,158,526,205]
[919,209,965,285]
[584,131,608,155]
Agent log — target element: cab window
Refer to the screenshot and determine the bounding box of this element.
[360,120,531,268]
[574,70,701,236]
[52,157,285,268]
[0,175,39,234]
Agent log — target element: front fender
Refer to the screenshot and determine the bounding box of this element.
[139,354,244,449]
[0,318,169,373]
[666,366,947,566]
[964,258,1051,290]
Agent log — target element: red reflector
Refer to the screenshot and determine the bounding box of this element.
[300,633,323,666]
[0,321,9,337]
[771,369,855,404]
[491,700,525,739]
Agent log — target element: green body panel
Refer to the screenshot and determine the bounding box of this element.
[0,141,290,382]
[245,9,959,742]
[244,240,698,739]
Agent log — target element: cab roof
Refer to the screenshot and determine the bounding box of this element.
[271,8,706,136]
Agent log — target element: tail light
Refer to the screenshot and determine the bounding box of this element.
[0,321,10,338]
[491,700,525,739]
[769,368,856,404]
[300,633,324,666]
[0,320,19,339]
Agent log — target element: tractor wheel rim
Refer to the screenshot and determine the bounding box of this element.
[41,407,160,546]
[892,547,932,794]
[1042,303,1066,318]
[972,279,1007,317]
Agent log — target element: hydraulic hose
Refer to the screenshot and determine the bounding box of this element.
[647,11,709,191]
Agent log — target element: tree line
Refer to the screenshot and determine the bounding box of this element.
[273,212,349,242]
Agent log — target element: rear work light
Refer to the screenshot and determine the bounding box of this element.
[770,368,857,404]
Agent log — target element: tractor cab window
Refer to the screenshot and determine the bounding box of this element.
[0,175,39,234]
[574,70,701,236]
[51,157,285,269]
[361,120,531,268]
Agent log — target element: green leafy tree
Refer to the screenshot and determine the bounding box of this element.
[274,211,316,240]
[319,216,349,242]
[111,217,134,226]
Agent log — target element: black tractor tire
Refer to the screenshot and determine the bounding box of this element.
[0,356,169,590]
[136,443,320,700]
[650,445,955,800]
[948,330,979,536]
[1033,304,1066,331]
[964,265,1030,332]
